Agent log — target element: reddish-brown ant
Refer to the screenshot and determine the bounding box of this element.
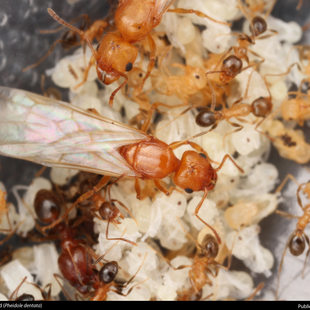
[195,96,272,135]
[39,135,244,245]
[91,253,147,301]
[152,222,228,300]
[275,174,310,299]
[47,1,229,106]
[57,225,98,295]
[204,1,277,89]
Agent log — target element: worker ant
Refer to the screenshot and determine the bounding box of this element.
[47,0,230,106]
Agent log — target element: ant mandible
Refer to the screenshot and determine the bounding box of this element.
[47,0,229,106]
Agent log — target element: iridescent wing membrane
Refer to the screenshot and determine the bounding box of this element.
[0,87,148,177]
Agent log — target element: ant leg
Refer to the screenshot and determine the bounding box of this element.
[111,199,138,226]
[275,234,293,300]
[244,282,265,301]
[167,8,230,26]
[138,34,156,92]
[74,56,96,89]
[53,273,75,301]
[42,176,111,232]
[141,102,190,132]
[154,179,174,196]
[135,178,142,200]
[92,240,122,266]
[275,173,300,194]
[247,48,266,66]
[215,154,244,174]
[222,120,244,145]
[296,183,308,211]
[194,189,221,244]
[111,253,148,297]
[22,39,63,72]
[264,63,300,86]
[9,276,28,300]
[47,9,98,73]
[105,220,137,246]
[109,73,129,106]
[275,209,299,220]
[301,235,310,278]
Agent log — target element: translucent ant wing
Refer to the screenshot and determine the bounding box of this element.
[0,87,148,177]
[153,0,175,20]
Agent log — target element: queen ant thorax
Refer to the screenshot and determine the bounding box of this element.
[275,174,310,299]
[47,1,230,106]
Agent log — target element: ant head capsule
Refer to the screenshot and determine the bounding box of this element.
[99,261,119,284]
[221,55,243,78]
[200,234,219,258]
[250,16,267,37]
[289,233,306,256]
[195,109,217,127]
[251,96,272,117]
[96,32,138,81]
[34,189,61,224]
[173,151,217,193]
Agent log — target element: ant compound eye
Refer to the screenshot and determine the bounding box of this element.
[185,188,193,194]
[199,153,207,159]
[195,74,200,79]
[250,16,267,36]
[125,62,133,71]
[99,261,119,284]
[289,234,306,256]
